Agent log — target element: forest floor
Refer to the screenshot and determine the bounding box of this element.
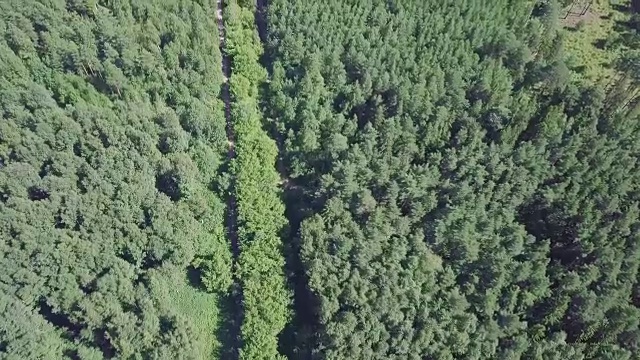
[216,0,242,358]
[157,270,222,357]
[561,2,600,28]
[561,0,632,85]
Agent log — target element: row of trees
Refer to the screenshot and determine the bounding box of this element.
[264,0,640,358]
[0,0,233,358]
[224,0,291,358]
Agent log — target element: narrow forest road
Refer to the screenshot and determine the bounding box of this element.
[216,1,242,358]
[216,0,238,259]
[255,0,268,43]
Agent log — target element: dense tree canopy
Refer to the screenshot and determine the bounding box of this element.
[2,0,640,359]
[0,0,233,358]
[265,0,640,358]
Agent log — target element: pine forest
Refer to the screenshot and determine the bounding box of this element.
[1,0,640,359]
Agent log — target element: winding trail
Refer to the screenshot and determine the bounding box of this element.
[216,1,242,359]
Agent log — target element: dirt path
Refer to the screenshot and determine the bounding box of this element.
[216,1,243,359]
[216,0,238,258]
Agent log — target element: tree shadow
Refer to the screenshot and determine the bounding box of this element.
[275,172,323,360]
[517,195,588,271]
[253,1,323,356]
[38,298,83,340]
[38,298,116,358]
[255,0,268,45]
[611,3,630,13]
[592,38,608,50]
[182,265,242,357]
[63,349,81,360]
[216,151,242,358]
[610,18,640,49]
[186,265,206,290]
[259,53,324,357]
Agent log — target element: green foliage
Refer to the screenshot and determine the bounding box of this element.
[266,0,640,358]
[0,0,232,358]
[562,0,633,85]
[3,0,640,358]
[224,0,291,358]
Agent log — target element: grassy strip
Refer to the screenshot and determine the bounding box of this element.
[224,1,291,358]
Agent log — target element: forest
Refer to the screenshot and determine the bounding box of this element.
[0,0,234,358]
[1,0,640,359]
[266,0,640,358]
